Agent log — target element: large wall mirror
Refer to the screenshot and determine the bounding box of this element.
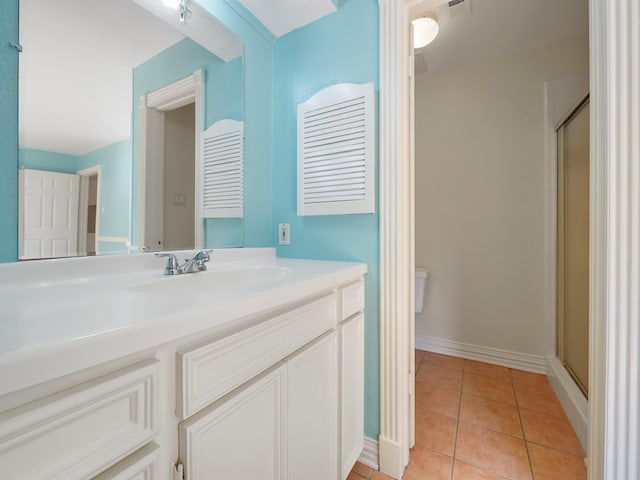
[18,0,244,260]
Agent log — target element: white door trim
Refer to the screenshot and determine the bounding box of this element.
[589,0,640,478]
[378,0,418,477]
[138,69,204,251]
[77,166,102,255]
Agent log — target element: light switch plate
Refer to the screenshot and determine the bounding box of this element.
[278,223,290,245]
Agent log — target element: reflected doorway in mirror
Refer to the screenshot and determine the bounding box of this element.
[77,166,102,256]
[138,70,204,253]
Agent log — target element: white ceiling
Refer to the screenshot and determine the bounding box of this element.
[235,0,337,38]
[19,0,241,156]
[132,0,243,62]
[413,0,589,76]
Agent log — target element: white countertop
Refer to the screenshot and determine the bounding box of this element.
[0,249,366,397]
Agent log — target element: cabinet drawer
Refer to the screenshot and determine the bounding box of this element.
[94,443,158,480]
[177,293,336,419]
[0,359,158,480]
[341,279,365,320]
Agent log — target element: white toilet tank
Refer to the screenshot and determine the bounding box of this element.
[415,268,429,314]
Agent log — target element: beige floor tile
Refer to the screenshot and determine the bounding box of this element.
[452,461,510,480]
[416,364,463,393]
[371,471,395,480]
[409,354,583,480]
[423,352,465,371]
[463,372,516,405]
[528,443,587,480]
[455,423,532,480]
[348,473,367,480]
[460,394,523,438]
[352,461,373,478]
[415,408,457,456]
[403,446,452,480]
[415,381,461,418]
[520,409,583,456]
[510,369,551,389]
[464,360,512,382]
[514,382,565,418]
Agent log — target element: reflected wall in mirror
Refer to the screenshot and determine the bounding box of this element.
[18,0,244,260]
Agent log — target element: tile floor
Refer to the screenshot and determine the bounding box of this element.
[349,350,586,480]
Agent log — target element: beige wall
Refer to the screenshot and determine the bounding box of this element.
[414,34,589,356]
[163,103,195,250]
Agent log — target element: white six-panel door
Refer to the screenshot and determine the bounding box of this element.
[19,169,79,259]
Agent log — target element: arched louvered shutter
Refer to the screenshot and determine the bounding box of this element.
[297,83,375,216]
[201,119,244,218]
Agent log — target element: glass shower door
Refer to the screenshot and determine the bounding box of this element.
[557,98,590,396]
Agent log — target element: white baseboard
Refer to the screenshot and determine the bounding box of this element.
[357,436,379,471]
[415,335,546,374]
[545,356,588,453]
[97,236,131,246]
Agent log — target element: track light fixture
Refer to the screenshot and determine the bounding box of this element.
[162,0,192,25]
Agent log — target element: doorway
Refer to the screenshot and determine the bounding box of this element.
[138,70,204,252]
[407,0,590,476]
[163,103,196,250]
[380,1,638,478]
[77,166,101,256]
[557,97,590,396]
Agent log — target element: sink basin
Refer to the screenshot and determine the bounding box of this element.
[130,265,293,295]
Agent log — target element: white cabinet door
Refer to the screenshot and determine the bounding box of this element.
[179,365,286,480]
[287,331,338,480]
[19,169,80,259]
[339,313,364,479]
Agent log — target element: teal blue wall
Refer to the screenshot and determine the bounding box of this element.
[131,38,247,249]
[78,139,131,240]
[210,56,243,124]
[205,218,243,247]
[272,0,380,438]
[199,0,274,247]
[0,0,19,262]
[97,241,129,255]
[19,148,79,173]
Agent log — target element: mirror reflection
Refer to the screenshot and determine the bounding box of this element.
[18,0,244,260]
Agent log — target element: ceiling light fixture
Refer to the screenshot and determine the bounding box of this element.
[162,0,191,25]
[412,15,439,49]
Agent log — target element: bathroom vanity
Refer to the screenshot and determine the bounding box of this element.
[0,249,366,480]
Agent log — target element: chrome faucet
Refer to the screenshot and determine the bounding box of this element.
[155,250,212,275]
[181,249,212,274]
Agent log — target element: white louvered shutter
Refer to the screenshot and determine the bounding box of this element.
[297,83,375,216]
[201,119,244,218]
